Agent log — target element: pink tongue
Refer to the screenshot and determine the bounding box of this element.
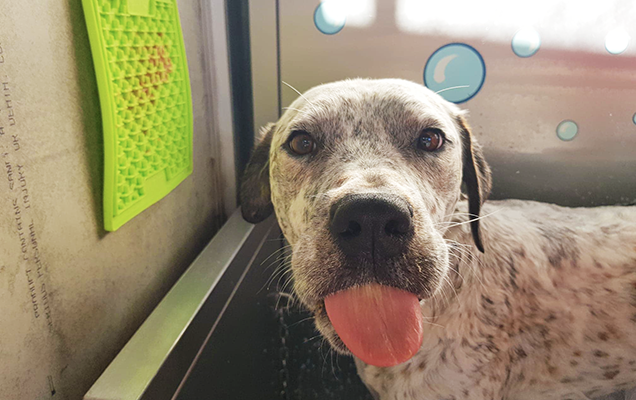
[324,284,423,367]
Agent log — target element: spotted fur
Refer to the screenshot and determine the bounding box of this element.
[240,78,636,400]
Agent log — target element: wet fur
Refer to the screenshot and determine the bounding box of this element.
[240,78,636,400]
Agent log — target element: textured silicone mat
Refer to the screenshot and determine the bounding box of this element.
[82,0,193,231]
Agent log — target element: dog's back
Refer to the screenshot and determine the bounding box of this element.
[478,201,636,399]
[359,200,636,400]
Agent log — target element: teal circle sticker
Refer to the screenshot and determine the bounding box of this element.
[556,120,578,141]
[424,43,486,104]
[633,112,636,125]
[512,28,541,58]
[314,2,346,35]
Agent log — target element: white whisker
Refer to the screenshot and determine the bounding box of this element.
[258,256,291,294]
[282,81,319,113]
[305,334,323,343]
[260,244,293,268]
[444,238,488,294]
[422,321,446,329]
[275,283,297,310]
[287,316,315,328]
[442,209,502,230]
[443,273,461,308]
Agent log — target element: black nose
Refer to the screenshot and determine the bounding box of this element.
[329,193,413,259]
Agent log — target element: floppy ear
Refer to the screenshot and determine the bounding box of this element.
[240,123,276,223]
[456,116,492,253]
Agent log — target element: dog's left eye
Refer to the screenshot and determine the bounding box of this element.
[417,129,444,151]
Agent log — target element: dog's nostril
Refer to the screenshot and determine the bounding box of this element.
[340,221,362,238]
[385,219,409,236]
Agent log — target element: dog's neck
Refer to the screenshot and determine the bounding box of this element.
[423,203,495,326]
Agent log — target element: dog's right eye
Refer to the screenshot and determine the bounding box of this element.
[288,131,316,156]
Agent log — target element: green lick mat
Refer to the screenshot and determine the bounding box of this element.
[82,0,193,231]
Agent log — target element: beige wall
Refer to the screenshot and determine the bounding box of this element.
[0,1,226,399]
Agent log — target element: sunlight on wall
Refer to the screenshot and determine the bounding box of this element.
[317,0,376,30]
[605,28,631,54]
[395,0,635,54]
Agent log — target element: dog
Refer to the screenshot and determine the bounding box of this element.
[240,78,636,400]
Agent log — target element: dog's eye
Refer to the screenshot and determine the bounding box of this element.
[417,129,444,151]
[288,131,316,156]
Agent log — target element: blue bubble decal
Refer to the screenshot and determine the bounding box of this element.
[556,120,578,141]
[314,2,346,35]
[512,28,541,58]
[424,43,486,104]
[633,112,636,125]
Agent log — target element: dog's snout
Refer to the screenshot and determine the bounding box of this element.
[329,193,413,258]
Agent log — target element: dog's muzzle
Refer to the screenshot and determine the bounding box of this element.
[329,193,414,260]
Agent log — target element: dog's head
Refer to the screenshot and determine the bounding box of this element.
[240,79,491,356]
